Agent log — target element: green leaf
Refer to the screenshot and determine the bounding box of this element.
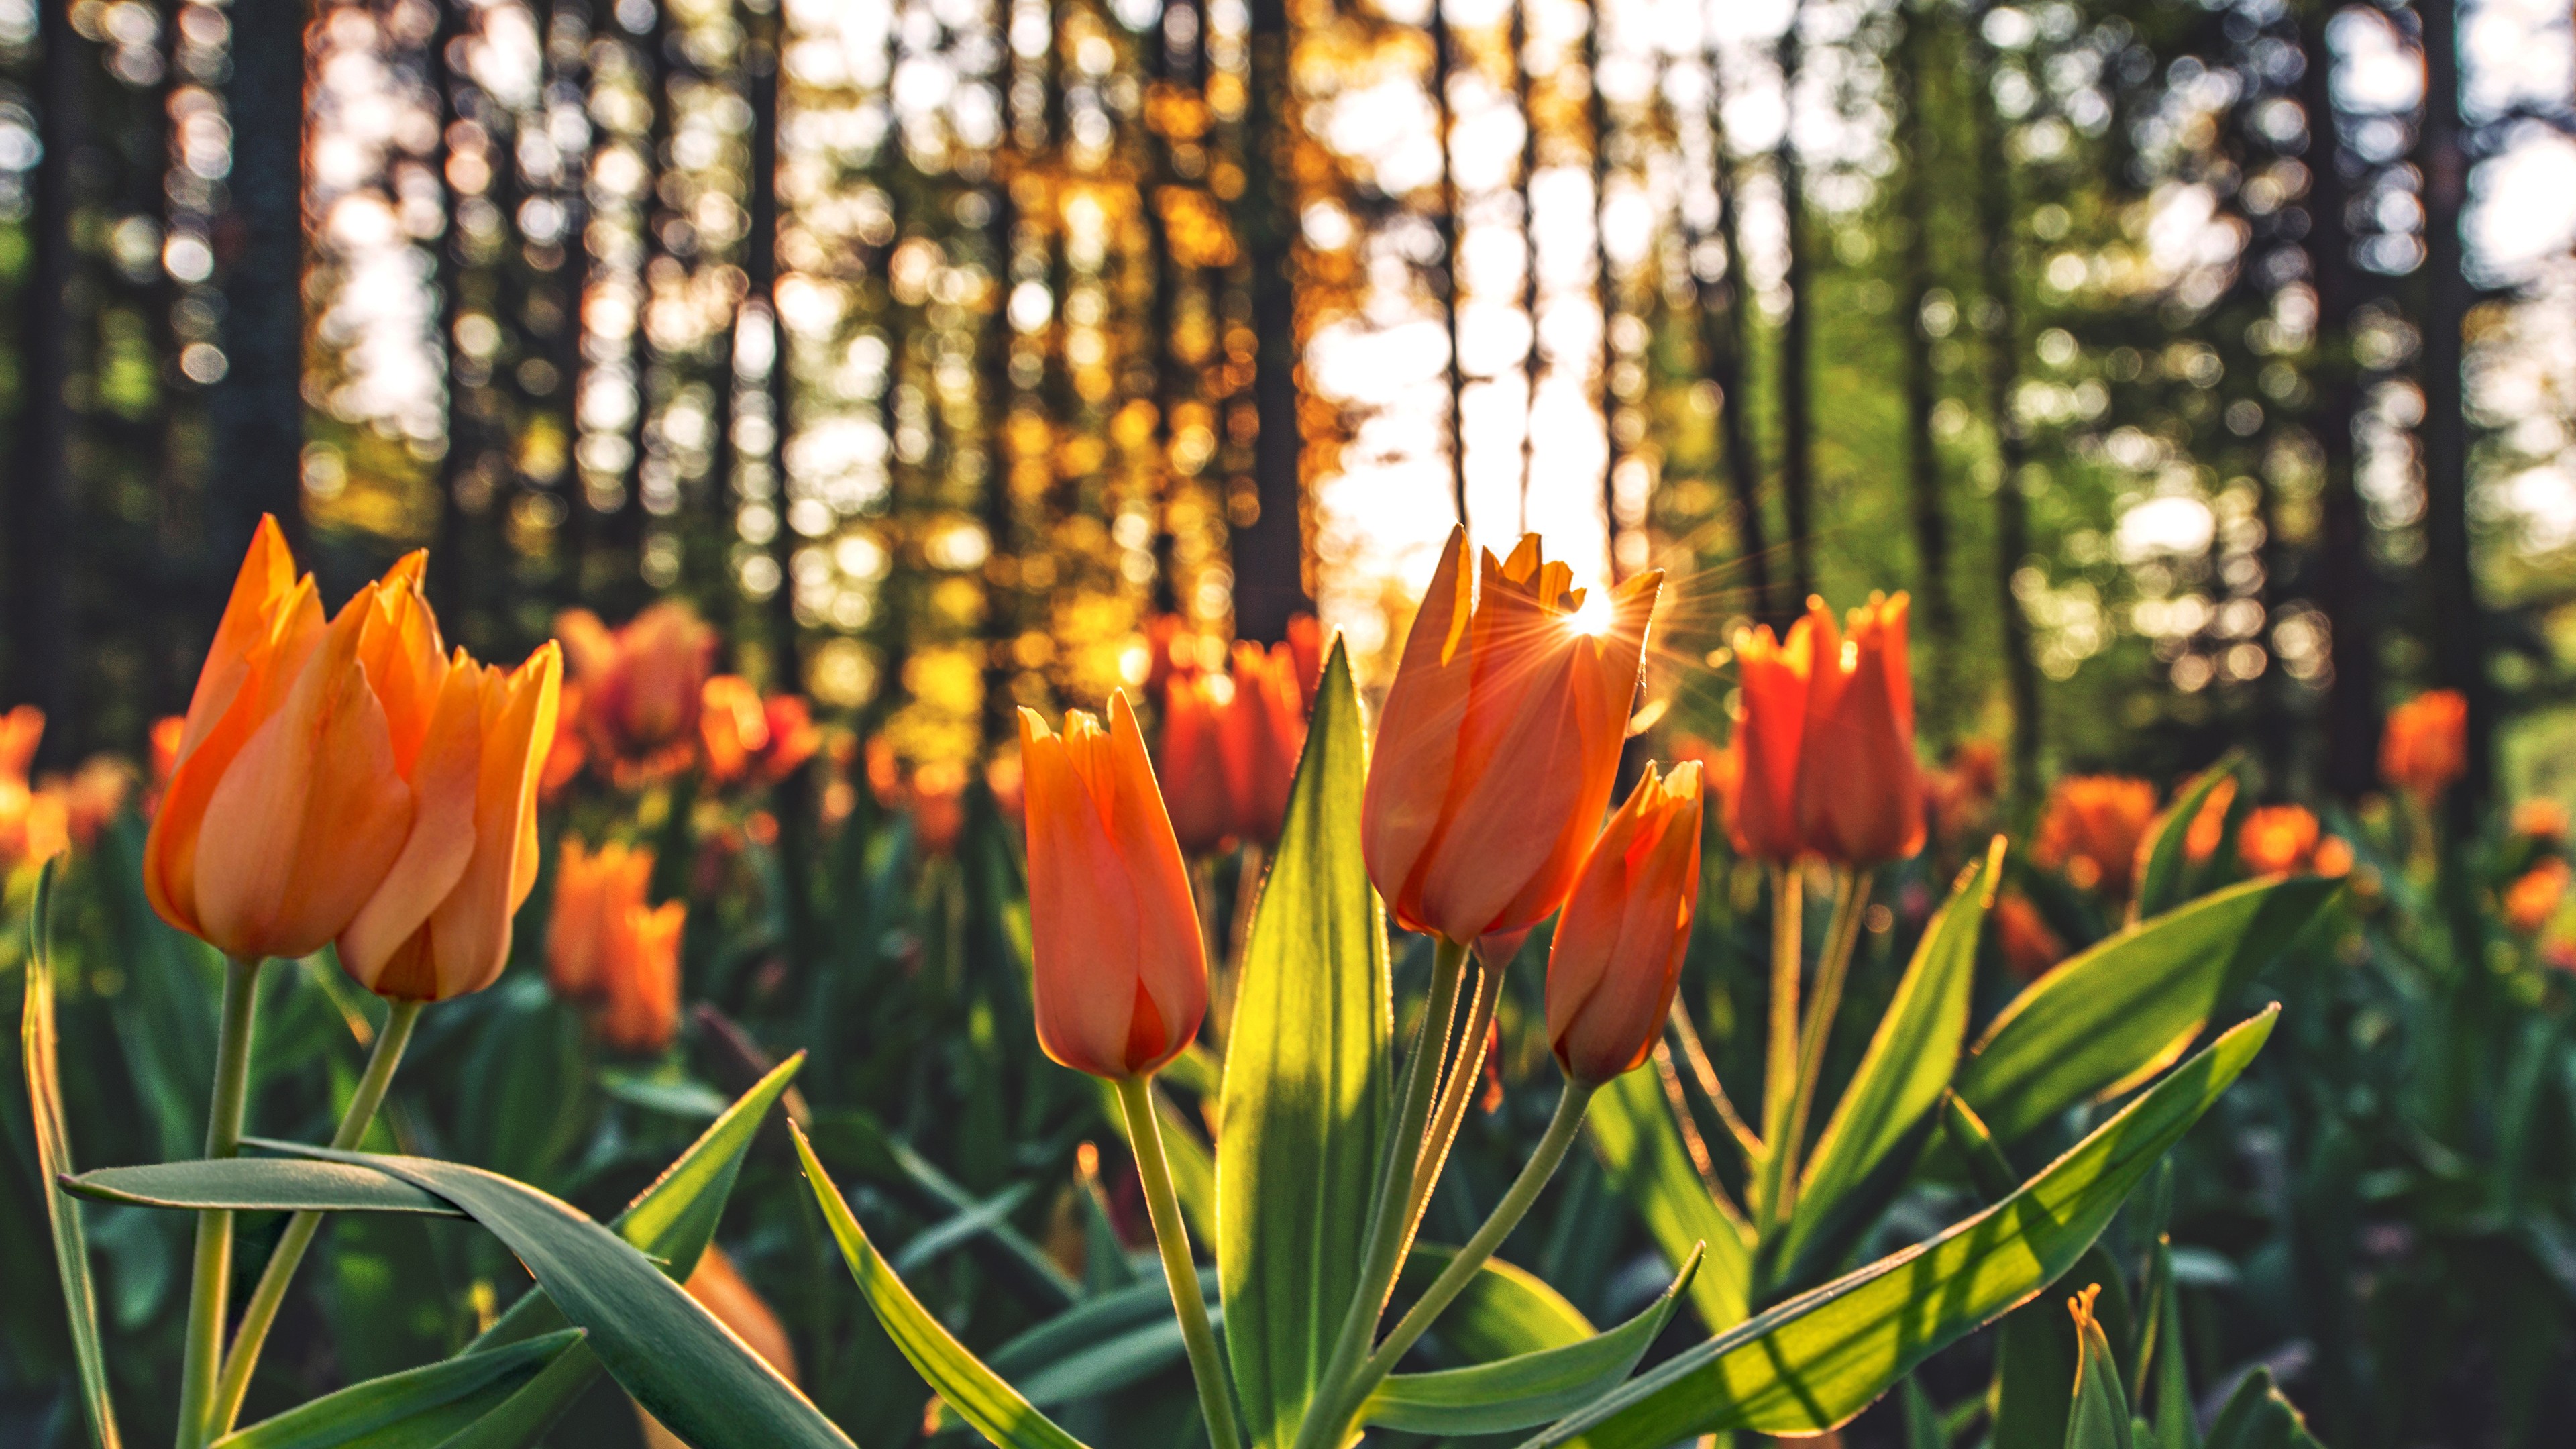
[1358,1248,1702,1434]
[987,1270,1219,1381]
[1780,845,2000,1276]
[2200,1370,2322,1449]
[810,1108,1081,1311]
[211,1330,584,1449]
[1215,639,1393,1447]
[64,1158,462,1216]
[1960,878,2332,1143]
[1396,1244,1593,1358]
[2129,755,2241,926]
[1585,1061,1754,1334]
[1900,1379,1944,1449]
[20,861,125,1449]
[423,1346,604,1449]
[794,1122,1089,1449]
[2064,1287,2133,1449]
[249,1144,853,1449]
[1515,1008,2276,1448]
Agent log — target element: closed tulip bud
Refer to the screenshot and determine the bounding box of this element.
[2380,690,2467,808]
[556,600,716,780]
[1546,762,1703,1085]
[1021,696,1207,1081]
[546,836,655,1000]
[1364,529,1662,945]
[595,897,686,1053]
[1721,616,1815,861]
[1222,640,1307,847]
[1796,594,1923,865]
[1157,670,1234,856]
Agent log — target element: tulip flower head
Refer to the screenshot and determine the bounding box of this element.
[1362,529,1662,945]
[1994,891,2066,981]
[1157,669,1236,857]
[2237,804,2328,878]
[556,600,716,782]
[547,837,656,1000]
[700,676,822,786]
[2506,858,2570,936]
[1545,762,1703,1085]
[594,896,686,1054]
[2379,689,2467,808]
[1283,613,1326,708]
[2182,777,2239,866]
[146,520,561,989]
[0,705,40,784]
[2032,775,2157,897]
[1720,615,1814,862]
[1020,696,1208,1080]
[1222,640,1307,847]
[2513,798,2570,846]
[0,774,68,876]
[1796,594,1923,866]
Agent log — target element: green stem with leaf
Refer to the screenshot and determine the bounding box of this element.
[175,955,262,1449]
[1117,1073,1241,1449]
[1755,866,1872,1259]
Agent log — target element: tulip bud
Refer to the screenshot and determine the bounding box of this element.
[2380,690,2467,808]
[1796,594,1923,865]
[1020,696,1208,1080]
[546,836,655,1000]
[1545,762,1703,1085]
[1363,529,1662,945]
[1222,640,1306,847]
[595,897,686,1053]
[1721,616,1814,861]
[1157,670,1235,857]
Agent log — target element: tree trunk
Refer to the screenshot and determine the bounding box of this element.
[1431,0,1467,528]
[1513,0,1538,537]
[1232,0,1312,643]
[428,0,472,628]
[1895,0,1954,729]
[1969,6,2043,800]
[7,0,81,766]
[1774,2,1817,614]
[1694,39,1772,629]
[2414,0,2486,822]
[215,0,310,565]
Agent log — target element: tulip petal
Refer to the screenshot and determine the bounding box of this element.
[337,656,486,988]
[1022,710,1153,1077]
[1361,528,1474,931]
[420,644,562,999]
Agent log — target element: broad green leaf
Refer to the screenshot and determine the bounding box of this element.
[598,1069,735,1121]
[66,1158,462,1216]
[1216,640,1393,1448]
[246,1144,853,1449]
[795,1122,1089,1449]
[212,1330,583,1449]
[2200,1370,2321,1449]
[2064,1287,2133,1449]
[1359,1248,1702,1434]
[987,1270,1220,1381]
[1396,1244,1593,1358]
[1960,879,2332,1143]
[1516,1008,2275,1448]
[20,861,125,1449]
[2149,1273,2198,1449]
[1585,1062,1753,1333]
[425,1346,603,1449]
[2129,755,2240,926]
[812,1108,1081,1311]
[1781,844,1999,1275]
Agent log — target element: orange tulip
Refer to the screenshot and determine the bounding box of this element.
[2512,798,2569,845]
[0,704,41,783]
[2379,689,2467,808]
[2506,858,2569,935]
[547,837,656,1000]
[0,776,68,875]
[147,520,559,973]
[1362,529,1661,944]
[1020,696,1207,1080]
[1721,615,1813,861]
[1157,669,1234,856]
[2237,805,2324,877]
[2182,776,2238,866]
[1796,594,1923,865]
[1544,762,1703,1085]
[539,680,588,799]
[700,676,821,785]
[2032,775,2157,898]
[556,600,716,780]
[594,895,686,1053]
[1221,640,1306,847]
[1284,613,1325,708]
[1994,891,2066,981]
[1923,738,2003,843]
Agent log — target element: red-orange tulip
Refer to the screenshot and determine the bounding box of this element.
[700,676,822,785]
[1994,891,2066,981]
[2237,804,2324,878]
[1796,594,1923,865]
[1020,696,1208,1080]
[2506,858,2569,935]
[0,705,40,784]
[547,837,655,1000]
[2380,689,2467,807]
[1284,613,1325,708]
[147,519,559,974]
[1362,529,1661,944]
[1157,669,1234,856]
[2033,775,2157,897]
[1222,640,1306,847]
[1721,615,1815,862]
[594,895,686,1053]
[557,600,716,780]
[1545,762,1703,1085]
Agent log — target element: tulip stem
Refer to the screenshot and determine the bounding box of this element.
[1759,867,1872,1257]
[1750,864,1803,1245]
[1407,953,1503,1227]
[1116,1073,1242,1449]
[1297,934,1469,1449]
[207,998,424,1438]
[176,955,263,1449]
[1327,1079,1599,1438]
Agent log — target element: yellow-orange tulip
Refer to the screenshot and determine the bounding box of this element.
[1222,640,1306,847]
[1721,615,1815,861]
[556,600,716,780]
[2506,858,2570,935]
[2380,689,2467,808]
[0,775,68,875]
[1544,763,1703,1085]
[2033,775,2157,898]
[547,837,656,1000]
[1020,696,1207,1080]
[1362,529,1661,944]
[594,896,686,1053]
[1157,670,1234,856]
[1796,594,1923,865]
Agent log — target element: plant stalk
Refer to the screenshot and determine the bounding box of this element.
[1116,1073,1242,1449]
[207,998,425,1436]
[1297,934,1469,1449]
[176,955,263,1449]
[1766,866,1872,1238]
[1407,953,1504,1226]
[1750,863,1803,1242]
[1328,1079,1598,1436]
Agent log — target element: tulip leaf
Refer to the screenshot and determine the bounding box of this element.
[210,1330,584,1449]
[235,1141,851,1449]
[63,1158,464,1216]
[423,1345,604,1449]
[1358,1248,1701,1434]
[1778,843,2000,1279]
[2065,1288,2134,1449]
[1216,638,1394,1446]
[20,861,126,1449]
[1396,1244,1593,1357]
[2129,755,2241,927]
[1585,1062,1754,1334]
[1514,1008,2275,1448]
[985,1269,1221,1381]
[1958,877,2332,1144]
[2200,1369,2323,1449]
[794,1122,1091,1449]
[809,1108,1081,1312]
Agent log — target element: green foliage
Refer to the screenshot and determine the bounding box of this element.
[209,1331,584,1449]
